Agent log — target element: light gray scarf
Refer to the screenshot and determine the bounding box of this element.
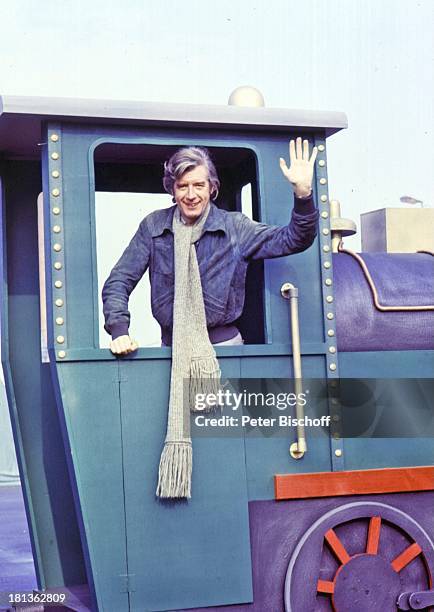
[156,203,221,498]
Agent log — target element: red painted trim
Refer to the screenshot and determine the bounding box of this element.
[274,466,434,500]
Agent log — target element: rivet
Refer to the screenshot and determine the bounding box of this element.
[332,414,340,421]
[54,280,63,289]
[325,278,332,286]
[53,243,62,252]
[318,144,325,152]
[50,134,59,142]
[322,228,330,235]
[55,298,64,307]
[327,329,335,336]
[329,346,336,353]
[52,207,60,215]
[318,160,325,167]
[54,262,62,270]
[52,170,60,179]
[329,363,337,371]
[51,152,59,160]
[320,195,328,202]
[319,177,327,185]
[58,350,66,359]
[326,296,333,303]
[56,335,65,344]
[333,432,340,440]
[324,261,331,269]
[334,448,342,457]
[53,225,61,233]
[331,397,339,404]
[52,188,60,197]
[327,312,334,320]
[321,211,329,219]
[323,245,330,253]
[56,317,64,325]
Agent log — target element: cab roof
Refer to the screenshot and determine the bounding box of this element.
[0,94,347,158]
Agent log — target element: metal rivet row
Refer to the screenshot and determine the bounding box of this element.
[315,140,338,386]
[48,127,67,358]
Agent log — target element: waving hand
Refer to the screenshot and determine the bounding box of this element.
[279,137,318,198]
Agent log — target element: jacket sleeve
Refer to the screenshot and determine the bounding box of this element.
[238,195,319,261]
[102,218,152,339]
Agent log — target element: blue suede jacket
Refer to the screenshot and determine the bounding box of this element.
[102,195,318,344]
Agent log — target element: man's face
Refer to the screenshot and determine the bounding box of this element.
[173,165,211,225]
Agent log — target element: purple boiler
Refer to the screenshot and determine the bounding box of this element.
[333,252,434,352]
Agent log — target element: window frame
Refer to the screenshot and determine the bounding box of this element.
[88,137,267,351]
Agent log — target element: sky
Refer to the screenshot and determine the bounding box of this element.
[0,0,433,253]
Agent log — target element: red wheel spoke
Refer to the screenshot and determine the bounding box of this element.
[391,542,422,572]
[366,516,381,555]
[325,529,351,564]
[317,579,334,594]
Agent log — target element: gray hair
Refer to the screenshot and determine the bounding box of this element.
[163,146,220,199]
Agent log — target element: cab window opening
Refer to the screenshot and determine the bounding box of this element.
[94,143,265,348]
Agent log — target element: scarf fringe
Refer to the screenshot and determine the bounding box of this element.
[156,441,192,499]
[190,356,221,412]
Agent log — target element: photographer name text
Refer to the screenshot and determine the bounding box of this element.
[194,415,331,428]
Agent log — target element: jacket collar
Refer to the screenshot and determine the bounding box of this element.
[149,203,227,237]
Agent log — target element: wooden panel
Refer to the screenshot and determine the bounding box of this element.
[57,362,129,612]
[2,163,86,589]
[274,466,434,500]
[121,358,253,611]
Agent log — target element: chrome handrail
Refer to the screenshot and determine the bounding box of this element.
[281,282,306,459]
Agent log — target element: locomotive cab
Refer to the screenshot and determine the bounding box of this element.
[0,94,433,612]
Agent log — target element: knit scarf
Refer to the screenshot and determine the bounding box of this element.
[156,203,221,498]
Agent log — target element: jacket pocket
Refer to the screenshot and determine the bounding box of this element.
[203,291,226,312]
[203,291,227,326]
[153,235,174,276]
[151,271,174,327]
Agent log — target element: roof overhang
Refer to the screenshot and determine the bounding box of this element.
[0,95,348,159]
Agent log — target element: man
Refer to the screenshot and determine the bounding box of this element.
[102,137,318,353]
[102,138,318,497]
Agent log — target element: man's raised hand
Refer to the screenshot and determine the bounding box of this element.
[109,335,139,355]
[279,137,318,198]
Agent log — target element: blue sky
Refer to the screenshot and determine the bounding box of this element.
[0,0,433,248]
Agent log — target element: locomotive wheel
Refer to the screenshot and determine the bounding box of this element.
[284,502,434,611]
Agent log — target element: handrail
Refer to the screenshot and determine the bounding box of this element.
[281,283,306,459]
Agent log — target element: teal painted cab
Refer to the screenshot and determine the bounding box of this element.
[40,119,338,610]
